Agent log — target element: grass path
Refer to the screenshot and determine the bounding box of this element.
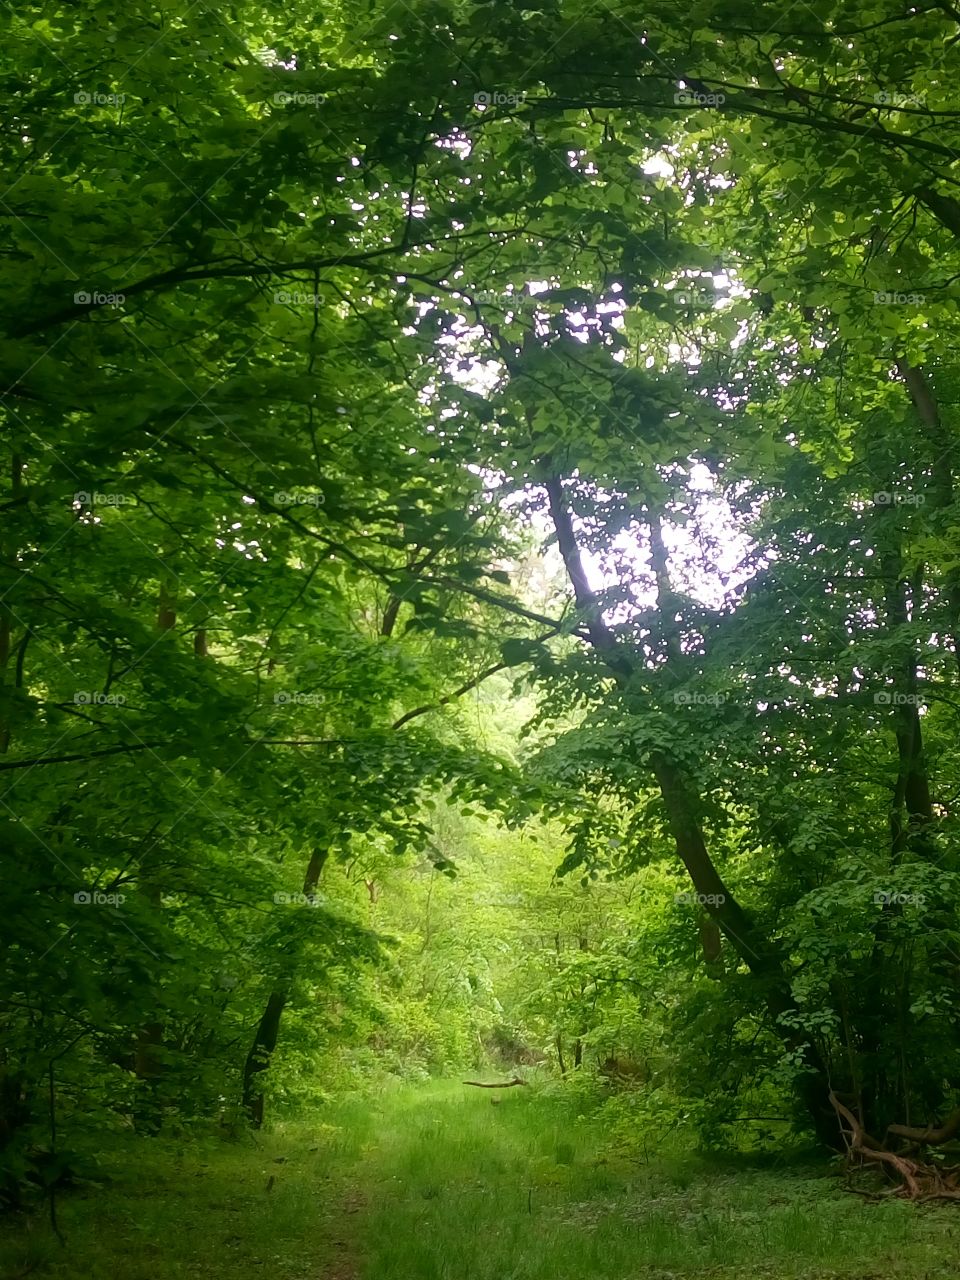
[341,1081,959,1279]
[1,1080,959,1278]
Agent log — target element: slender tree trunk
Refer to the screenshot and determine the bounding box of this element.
[0,454,23,754]
[897,360,960,677]
[242,847,329,1126]
[543,472,837,1145]
[0,609,9,756]
[880,544,934,854]
[699,916,724,979]
[241,991,287,1128]
[157,577,177,633]
[555,1034,567,1076]
[131,841,166,1133]
[129,580,180,1130]
[861,487,937,1133]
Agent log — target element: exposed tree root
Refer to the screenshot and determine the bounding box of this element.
[830,1092,960,1202]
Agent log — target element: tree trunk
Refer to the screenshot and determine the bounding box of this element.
[0,453,23,754]
[241,990,287,1128]
[699,916,724,979]
[131,579,180,1130]
[859,514,938,1132]
[897,360,960,677]
[241,846,329,1126]
[543,471,837,1145]
[555,1034,567,1076]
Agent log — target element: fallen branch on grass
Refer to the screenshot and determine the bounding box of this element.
[463,1077,527,1088]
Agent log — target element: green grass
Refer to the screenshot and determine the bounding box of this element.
[349,1082,960,1280]
[2,1080,959,1278]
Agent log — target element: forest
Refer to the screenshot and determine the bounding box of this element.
[2,0,960,1276]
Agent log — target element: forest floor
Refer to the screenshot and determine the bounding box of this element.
[1,1080,958,1279]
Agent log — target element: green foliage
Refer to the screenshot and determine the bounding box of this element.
[4,0,960,1217]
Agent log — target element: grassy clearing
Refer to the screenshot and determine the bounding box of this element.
[0,1120,359,1280]
[350,1082,960,1280]
[1,1080,958,1278]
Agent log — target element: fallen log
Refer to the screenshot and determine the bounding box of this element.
[463,1077,527,1088]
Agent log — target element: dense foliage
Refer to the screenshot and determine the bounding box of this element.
[3,0,960,1205]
